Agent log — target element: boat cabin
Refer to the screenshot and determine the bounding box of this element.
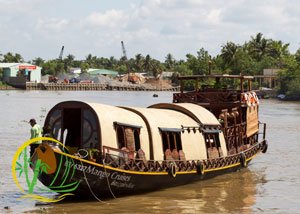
[173,74,263,155]
[43,101,228,162]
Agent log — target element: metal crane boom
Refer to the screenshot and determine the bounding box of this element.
[121,41,131,73]
[59,46,64,61]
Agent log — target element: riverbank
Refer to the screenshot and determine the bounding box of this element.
[25,82,179,91]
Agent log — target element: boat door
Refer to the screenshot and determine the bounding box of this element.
[44,102,100,154]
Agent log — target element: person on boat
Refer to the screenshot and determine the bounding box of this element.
[29,118,43,156]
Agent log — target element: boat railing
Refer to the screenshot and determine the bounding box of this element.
[173,90,242,104]
[103,146,136,161]
[222,122,248,155]
[258,121,267,140]
[103,140,265,172]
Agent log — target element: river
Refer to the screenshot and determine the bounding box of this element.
[0,90,299,213]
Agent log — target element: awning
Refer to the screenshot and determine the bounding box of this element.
[202,129,221,134]
[113,121,142,129]
[159,127,184,132]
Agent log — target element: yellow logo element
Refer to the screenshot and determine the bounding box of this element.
[12,137,80,203]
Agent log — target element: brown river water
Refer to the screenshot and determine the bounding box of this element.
[0,90,300,213]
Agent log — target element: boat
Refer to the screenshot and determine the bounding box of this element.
[31,74,268,198]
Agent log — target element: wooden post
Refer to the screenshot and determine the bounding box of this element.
[248,79,251,91]
[209,56,212,75]
[195,77,198,103]
[240,74,244,93]
[180,79,183,94]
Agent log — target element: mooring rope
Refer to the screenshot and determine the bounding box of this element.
[75,151,107,204]
[102,157,117,199]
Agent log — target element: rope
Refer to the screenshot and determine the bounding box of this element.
[103,157,117,199]
[75,151,107,203]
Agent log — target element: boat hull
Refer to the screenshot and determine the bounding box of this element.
[33,140,265,198]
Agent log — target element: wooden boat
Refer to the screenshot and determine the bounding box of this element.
[31,74,268,198]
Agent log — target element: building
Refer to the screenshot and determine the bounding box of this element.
[263,68,281,76]
[88,69,118,77]
[0,63,41,83]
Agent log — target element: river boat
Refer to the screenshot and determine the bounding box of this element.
[31,74,268,198]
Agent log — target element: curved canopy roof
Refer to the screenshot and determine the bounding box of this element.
[148,103,220,126]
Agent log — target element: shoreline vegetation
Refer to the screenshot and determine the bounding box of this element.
[1,33,300,100]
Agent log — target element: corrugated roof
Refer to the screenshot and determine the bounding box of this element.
[0,63,41,69]
[0,63,20,68]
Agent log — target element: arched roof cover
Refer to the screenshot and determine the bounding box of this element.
[148,103,220,126]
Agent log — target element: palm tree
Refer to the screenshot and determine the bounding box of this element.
[143,54,151,76]
[248,32,270,61]
[85,54,96,68]
[65,54,75,66]
[165,53,175,69]
[32,57,45,66]
[107,56,117,70]
[15,53,24,63]
[269,40,289,68]
[220,42,240,66]
[134,54,144,73]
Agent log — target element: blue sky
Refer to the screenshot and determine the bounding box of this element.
[1,0,300,62]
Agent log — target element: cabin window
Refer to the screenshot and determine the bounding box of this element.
[159,128,183,160]
[161,131,182,152]
[117,127,126,148]
[82,109,98,149]
[134,130,140,151]
[47,109,62,141]
[204,133,222,158]
[114,122,142,152]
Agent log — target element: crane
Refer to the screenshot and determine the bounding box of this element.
[121,41,136,83]
[59,46,64,62]
[51,46,64,81]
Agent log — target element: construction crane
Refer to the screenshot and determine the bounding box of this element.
[121,41,136,83]
[59,46,64,62]
[52,46,64,81]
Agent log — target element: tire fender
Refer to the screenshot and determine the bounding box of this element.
[196,160,205,175]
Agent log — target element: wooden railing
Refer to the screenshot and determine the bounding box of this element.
[173,90,241,104]
[222,122,247,155]
[103,140,265,172]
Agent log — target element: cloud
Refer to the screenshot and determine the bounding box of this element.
[85,10,128,28]
[1,0,300,61]
[36,18,69,32]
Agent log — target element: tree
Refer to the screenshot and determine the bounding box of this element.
[143,54,151,76]
[165,53,175,69]
[3,52,24,63]
[64,54,75,67]
[41,61,57,75]
[134,54,144,73]
[85,54,97,68]
[220,42,240,67]
[248,32,270,61]
[80,62,90,73]
[32,57,45,66]
[185,48,210,75]
[269,40,290,68]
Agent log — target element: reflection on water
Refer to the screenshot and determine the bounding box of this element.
[42,168,262,214]
[0,91,300,213]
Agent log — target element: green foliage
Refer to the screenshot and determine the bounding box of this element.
[2,52,24,63]
[2,32,300,99]
[41,61,57,75]
[80,62,90,73]
[0,67,3,80]
[285,78,300,100]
